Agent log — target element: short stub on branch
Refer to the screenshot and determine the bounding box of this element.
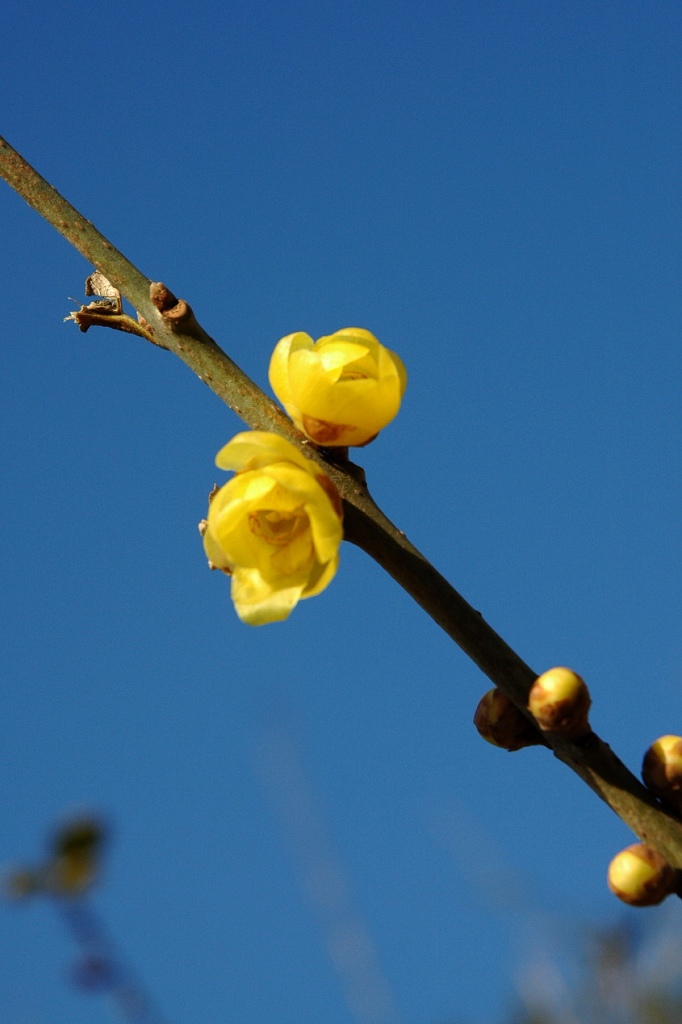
[149,281,198,334]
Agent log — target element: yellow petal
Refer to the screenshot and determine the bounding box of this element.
[299,377,402,446]
[268,333,313,413]
[304,492,344,564]
[328,327,381,348]
[263,462,333,506]
[302,551,339,597]
[215,431,315,476]
[314,341,374,378]
[203,521,233,571]
[377,345,408,396]
[208,480,280,577]
[231,567,305,625]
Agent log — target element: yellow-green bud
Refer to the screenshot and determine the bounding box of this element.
[473,688,543,751]
[607,843,677,906]
[47,817,105,895]
[528,667,591,739]
[642,735,682,813]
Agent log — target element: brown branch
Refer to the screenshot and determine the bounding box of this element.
[3,133,682,872]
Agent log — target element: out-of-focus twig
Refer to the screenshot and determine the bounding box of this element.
[5,816,170,1023]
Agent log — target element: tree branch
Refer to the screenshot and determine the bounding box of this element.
[3,134,682,872]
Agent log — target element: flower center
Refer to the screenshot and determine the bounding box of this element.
[339,369,367,380]
[248,508,307,547]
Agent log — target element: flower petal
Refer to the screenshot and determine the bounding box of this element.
[203,522,233,571]
[231,567,305,625]
[268,333,313,414]
[215,431,315,475]
[302,551,339,598]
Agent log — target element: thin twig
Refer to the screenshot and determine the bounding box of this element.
[2,133,682,869]
[57,897,170,1023]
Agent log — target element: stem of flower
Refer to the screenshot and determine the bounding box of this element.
[3,133,682,871]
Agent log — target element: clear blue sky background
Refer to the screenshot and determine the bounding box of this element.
[1,1,682,1022]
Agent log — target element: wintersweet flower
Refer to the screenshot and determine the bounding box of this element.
[269,327,407,447]
[203,432,343,626]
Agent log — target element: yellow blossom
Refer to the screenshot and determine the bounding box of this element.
[269,327,407,447]
[203,432,343,625]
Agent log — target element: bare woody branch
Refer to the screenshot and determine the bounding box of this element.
[2,133,682,872]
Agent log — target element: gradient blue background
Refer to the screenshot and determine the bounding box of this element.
[1,1,681,1021]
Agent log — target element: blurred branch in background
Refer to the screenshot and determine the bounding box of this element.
[436,803,682,1024]
[256,720,405,1024]
[5,816,170,1024]
[511,910,682,1024]
[7,805,682,1023]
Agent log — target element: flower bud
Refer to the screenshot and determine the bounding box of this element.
[269,328,407,447]
[642,735,682,813]
[528,667,591,739]
[47,817,105,894]
[607,843,677,906]
[473,688,543,751]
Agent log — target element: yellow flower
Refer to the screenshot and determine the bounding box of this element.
[203,432,343,625]
[269,327,407,447]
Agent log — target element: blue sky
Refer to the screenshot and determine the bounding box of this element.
[1,1,682,1021]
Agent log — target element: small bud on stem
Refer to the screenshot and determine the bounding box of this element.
[642,735,682,814]
[607,843,677,906]
[528,667,592,739]
[473,688,544,751]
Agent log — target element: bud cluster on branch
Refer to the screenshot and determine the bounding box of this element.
[474,671,682,906]
[2,132,681,915]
